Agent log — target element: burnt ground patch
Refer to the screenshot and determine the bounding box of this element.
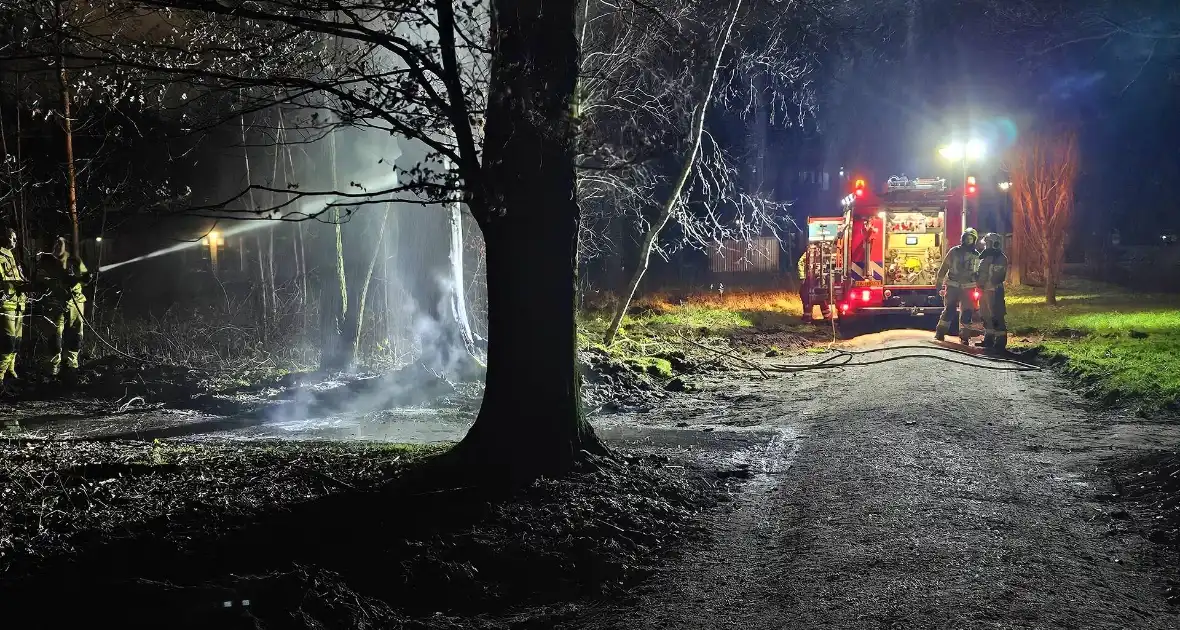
[0,438,735,629]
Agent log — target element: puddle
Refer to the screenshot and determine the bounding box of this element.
[724,427,800,492]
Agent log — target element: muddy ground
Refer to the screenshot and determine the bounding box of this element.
[3,330,1180,628]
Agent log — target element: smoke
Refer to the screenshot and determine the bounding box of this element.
[260,268,485,431]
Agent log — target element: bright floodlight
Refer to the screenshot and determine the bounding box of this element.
[939,143,964,161]
[939,139,986,162]
[965,139,986,159]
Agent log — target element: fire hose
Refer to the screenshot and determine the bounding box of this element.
[764,343,1041,373]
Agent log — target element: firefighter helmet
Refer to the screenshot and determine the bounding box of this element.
[983,232,1003,250]
[961,228,979,247]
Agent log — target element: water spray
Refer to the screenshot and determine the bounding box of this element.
[98,220,272,273]
[98,171,402,273]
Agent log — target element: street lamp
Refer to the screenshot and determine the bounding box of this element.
[939,139,986,233]
[998,181,1011,191]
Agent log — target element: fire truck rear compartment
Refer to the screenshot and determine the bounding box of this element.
[882,209,945,287]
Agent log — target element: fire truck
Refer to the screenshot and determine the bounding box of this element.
[801,175,980,326]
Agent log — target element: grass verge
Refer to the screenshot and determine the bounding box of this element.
[579,290,815,366]
[1006,278,1180,411]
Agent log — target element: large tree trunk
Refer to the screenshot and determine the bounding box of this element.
[602,0,742,347]
[452,0,605,483]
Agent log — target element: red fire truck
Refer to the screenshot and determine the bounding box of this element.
[801,175,980,326]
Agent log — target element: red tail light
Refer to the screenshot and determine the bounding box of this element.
[972,289,981,300]
[840,303,849,313]
[862,289,870,302]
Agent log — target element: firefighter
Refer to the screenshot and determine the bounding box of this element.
[934,227,980,343]
[976,232,1008,349]
[0,224,29,386]
[36,237,90,379]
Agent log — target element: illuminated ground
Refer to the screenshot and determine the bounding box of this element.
[562,337,1180,629]
[4,334,1180,627]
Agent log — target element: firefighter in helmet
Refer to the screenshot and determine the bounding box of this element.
[36,237,90,380]
[0,223,29,386]
[976,232,1008,349]
[934,227,980,343]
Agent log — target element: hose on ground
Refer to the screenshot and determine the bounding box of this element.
[766,343,1041,373]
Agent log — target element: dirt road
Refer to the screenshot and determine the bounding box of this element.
[569,332,1180,629]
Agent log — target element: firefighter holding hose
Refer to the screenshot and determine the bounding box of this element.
[976,232,1008,350]
[934,227,980,343]
[0,223,29,386]
[36,237,91,381]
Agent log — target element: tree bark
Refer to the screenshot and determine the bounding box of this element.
[58,61,80,254]
[452,0,606,483]
[340,206,392,366]
[0,100,19,225]
[320,128,349,370]
[447,199,478,357]
[602,0,742,347]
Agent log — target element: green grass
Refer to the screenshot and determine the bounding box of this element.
[576,290,814,379]
[1007,278,1180,410]
[579,290,809,344]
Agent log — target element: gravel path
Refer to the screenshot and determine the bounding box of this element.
[569,336,1180,629]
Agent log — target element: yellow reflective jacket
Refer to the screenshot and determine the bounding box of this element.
[0,247,27,312]
[36,253,88,306]
[935,244,979,288]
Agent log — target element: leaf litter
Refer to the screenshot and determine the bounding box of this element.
[0,438,729,628]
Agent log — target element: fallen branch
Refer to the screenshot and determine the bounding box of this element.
[116,396,147,414]
[675,333,768,379]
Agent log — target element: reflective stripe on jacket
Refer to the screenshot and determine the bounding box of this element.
[0,248,26,311]
[936,245,979,288]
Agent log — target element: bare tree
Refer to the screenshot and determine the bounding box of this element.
[601,0,743,345]
[571,0,812,345]
[1006,128,1079,304]
[0,0,605,481]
